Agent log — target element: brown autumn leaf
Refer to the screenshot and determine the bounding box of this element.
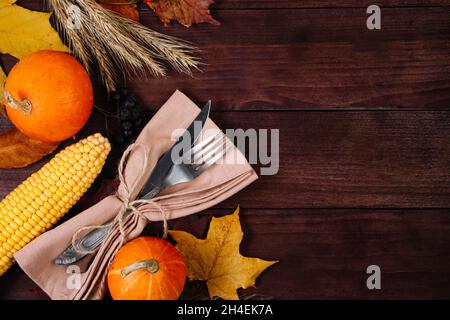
[0,128,59,168]
[145,0,220,27]
[99,0,140,22]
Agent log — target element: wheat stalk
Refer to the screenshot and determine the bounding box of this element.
[47,0,199,92]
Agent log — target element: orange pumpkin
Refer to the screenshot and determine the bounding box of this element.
[107,237,187,300]
[4,50,93,142]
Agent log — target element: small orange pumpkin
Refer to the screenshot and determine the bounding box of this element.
[107,237,187,300]
[4,50,93,142]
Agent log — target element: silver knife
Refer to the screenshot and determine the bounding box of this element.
[54,101,211,265]
[139,101,210,199]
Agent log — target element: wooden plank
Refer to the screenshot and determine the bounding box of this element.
[3,40,450,111]
[1,208,450,299]
[130,9,450,110]
[140,9,450,45]
[171,209,450,299]
[3,5,449,110]
[2,110,450,209]
[207,1,450,9]
[216,111,450,208]
[17,0,450,12]
[128,41,450,110]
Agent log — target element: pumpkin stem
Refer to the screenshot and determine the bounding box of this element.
[4,91,32,115]
[121,259,160,277]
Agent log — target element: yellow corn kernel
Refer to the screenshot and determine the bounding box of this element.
[23,195,33,205]
[43,202,52,211]
[50,173,59,182]
[2,242,12,251]
[35,197,44,207]
[10,234,21,245]
[13,216,23,226]
[22,222,33,231]
[78,158,88,167]
[67,179,77,187]
[47,198,56,210]
[30,228,40,237]
[75,170,84,179]
[53,203,62,212]
[49,185,58,194]
[16,189,25,199]
[30,201,40,211]
[38,220,47,229]
[35,210,47,221]
[5,225,15,236]
[40,193,49,204]
[42,179,51,189]
[36,183,46,192]
[14,229,25,239]
[19,227,29,238]
[1,214,11,224]
[43,188,53,198]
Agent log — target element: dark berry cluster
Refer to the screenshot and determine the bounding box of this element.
[109,88,144,145]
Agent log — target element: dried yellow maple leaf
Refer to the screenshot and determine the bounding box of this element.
[146,0,220,27]
[169,206,277,300]
[0,0,69,59]
[0,0,14,8]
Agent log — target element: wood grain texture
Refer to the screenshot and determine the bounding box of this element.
[143,8,450,44]
[209,1,450,9]
[1,0,450,300]
[2,111,450,209]
[130,9,450,110]
[1,209,450,300]
[17,0,450,11]
[215,111,450,208]
[4,4,450,110]
[171,209,450,299]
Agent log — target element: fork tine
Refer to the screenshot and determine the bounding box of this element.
[183,130,223,159]
[196,143,232,173]
[192,133,225,163]
[193,135,226,165]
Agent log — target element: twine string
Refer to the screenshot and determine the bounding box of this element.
[71,143,168,255]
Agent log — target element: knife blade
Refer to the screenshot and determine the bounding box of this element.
[139,100,211,198]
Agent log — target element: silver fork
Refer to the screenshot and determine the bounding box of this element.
[152,130,231,196]
[54,131,231,265]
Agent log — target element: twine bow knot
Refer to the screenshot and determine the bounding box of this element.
[71,143,168,255]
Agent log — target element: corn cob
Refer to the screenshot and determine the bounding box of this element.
[0,133,111,276]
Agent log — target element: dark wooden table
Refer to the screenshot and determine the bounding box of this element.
[1,0,450,299]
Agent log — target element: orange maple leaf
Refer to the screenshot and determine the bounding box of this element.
[145,0,220,27]
[99,0,140,22]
